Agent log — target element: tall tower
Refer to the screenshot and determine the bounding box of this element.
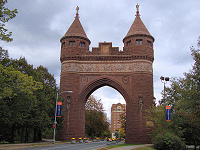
[123,4,154,143]
[58,6,91,140]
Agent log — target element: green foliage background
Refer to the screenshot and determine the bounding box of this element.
[0,51,61,143]
[85,95,110,138]
[146,37,200,149]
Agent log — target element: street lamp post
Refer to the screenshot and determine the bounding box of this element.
[160,76,169,131]
[53,90,73,143]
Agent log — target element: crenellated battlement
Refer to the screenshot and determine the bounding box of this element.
[60,41,154,62]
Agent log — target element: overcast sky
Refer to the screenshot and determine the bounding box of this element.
[2,0,200,119]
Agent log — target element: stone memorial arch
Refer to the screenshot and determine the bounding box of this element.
[57,5,155,144]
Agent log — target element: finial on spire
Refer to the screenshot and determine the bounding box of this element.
[76,6,79,17]
[136,3,140,16]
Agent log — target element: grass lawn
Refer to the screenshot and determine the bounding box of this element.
[97,143,150,150]
[134,147,155,150]
[133,147,196,150]
[98,143,198,150]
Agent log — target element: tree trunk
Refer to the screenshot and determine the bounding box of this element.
[9,125,15,143]
[20,126,25,143]
[37,128,42,141]
[33,127,37,142]
[25,127,29,143]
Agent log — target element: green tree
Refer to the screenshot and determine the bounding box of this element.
[85,95,103,111]
[165,40,200,149]
[0,55,59,143]
[0,64,42,142]
[33,65,58,142]
[0,0,18,42]
[0,64,42,99]
[146,105,182,138]
[114,128,125,139]
[147,37,200,149]
[85,95,110,138]
[0,47,8,60]
[9,58,59,142]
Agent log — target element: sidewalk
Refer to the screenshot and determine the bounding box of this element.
[0,140,153,150]
[0,140,66,150]
[109,144,153,150]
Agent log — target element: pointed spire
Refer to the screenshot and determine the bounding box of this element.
[123,4,154,42]
[136,3,140,16]
[76,6,79,17]
[61,6,90,44]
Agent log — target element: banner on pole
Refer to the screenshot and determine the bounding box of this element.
[56,102,62,117]
[166,106,171,121]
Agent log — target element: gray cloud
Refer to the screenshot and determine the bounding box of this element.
[3,0,200,116]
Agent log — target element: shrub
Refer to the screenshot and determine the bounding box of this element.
[152,132,186,150]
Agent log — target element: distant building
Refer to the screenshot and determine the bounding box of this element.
[111,103,126,135]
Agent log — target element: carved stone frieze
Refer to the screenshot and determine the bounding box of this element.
[61,61,152,73]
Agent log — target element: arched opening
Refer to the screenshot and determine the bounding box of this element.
[79,77,129,140]
[79,77,130,104]
[92,86,126,120]
[85,86,126,139]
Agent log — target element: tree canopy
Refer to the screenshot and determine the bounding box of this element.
[0,0,18,42]
[0,1,59,143]
[85,95,110,138]
[0,55,59,143]
[146,37,200,149]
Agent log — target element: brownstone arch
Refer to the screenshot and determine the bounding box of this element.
[57,5,154,144]
[80,76,130,103]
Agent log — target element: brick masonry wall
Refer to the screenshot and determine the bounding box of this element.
[58,31,154,143]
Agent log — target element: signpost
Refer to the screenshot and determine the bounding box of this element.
[53,90,73,143]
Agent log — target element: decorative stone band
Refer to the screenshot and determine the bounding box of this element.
[61,60,153,73]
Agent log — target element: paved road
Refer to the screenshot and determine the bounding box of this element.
[20,141,123,150]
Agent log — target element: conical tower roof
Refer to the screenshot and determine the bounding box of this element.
[123,4,154,42]
[61,6,91,44]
